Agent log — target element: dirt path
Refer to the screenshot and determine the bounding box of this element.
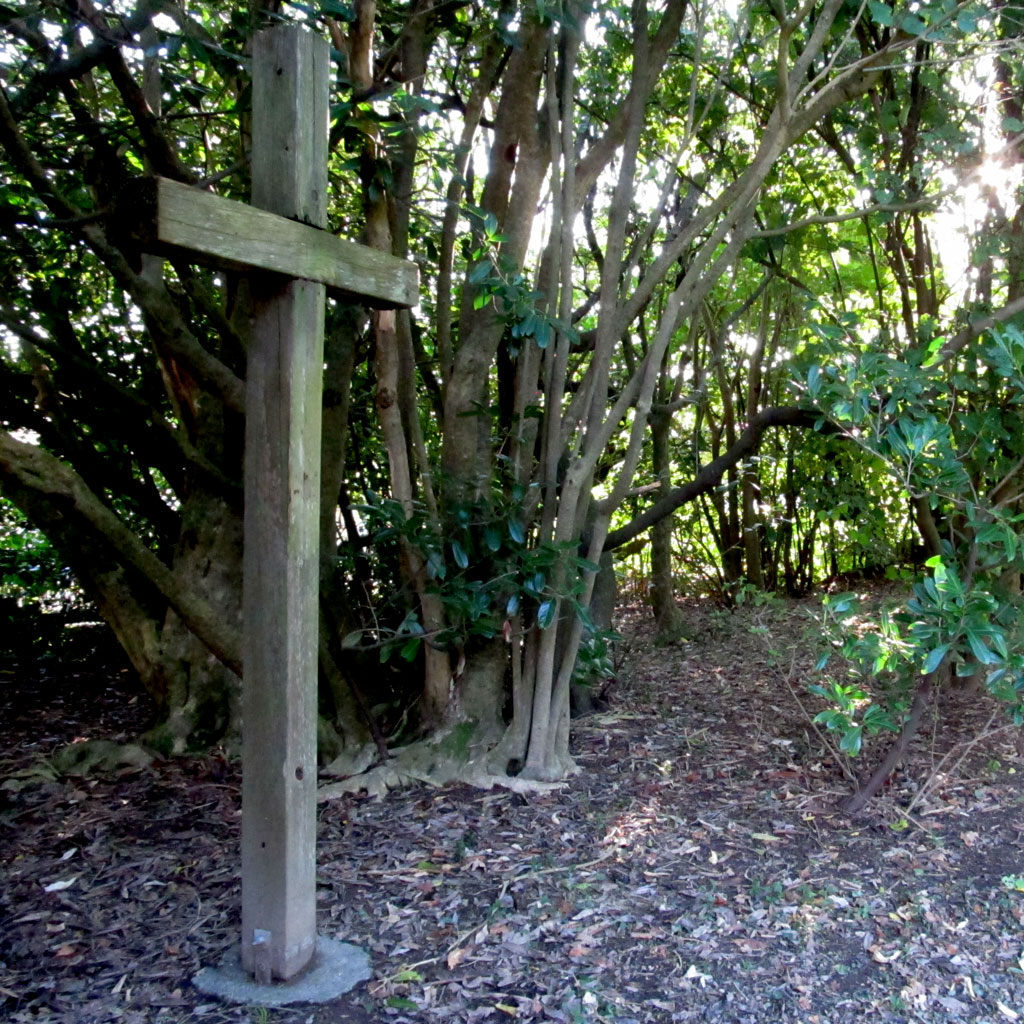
[2,596,1023,1023]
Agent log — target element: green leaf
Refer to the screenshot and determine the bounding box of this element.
[392,968,423,982]
[574,602,595,631]
[900,13,927,35]
[484,526,502,552]
[537,600,556,629]
[321,0,355,17]
[956,7,980,33]
[922,643,949,675]
[183,36,211,63]
[426,549,446,580]
[451,540,470,569]
[508,520,526,544]
[807,364,822,398]
[868,1,893,27]
[506,593,521,616]
[966,630,1000,666]
[468,260,493,284]
[991,630,1009,660]
[824,592,857,616]
[813,709,845,730]
[839,726,863,756]
[342,630,363,649]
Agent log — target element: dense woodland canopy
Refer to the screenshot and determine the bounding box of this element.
[1,0,1023,804]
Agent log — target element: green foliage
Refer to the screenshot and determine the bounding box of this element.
[0,498,78,610]
[572,627,619,688]
[810,595,903,755]
[464,206,576,352]
[0,0,1015,768]
[341,488,605,664]
[806,322,1024,748]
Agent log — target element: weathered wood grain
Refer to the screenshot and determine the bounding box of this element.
[240,24,326,983]
[126,176,419,309]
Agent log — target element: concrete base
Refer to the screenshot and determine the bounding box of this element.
[193,935,371,1007]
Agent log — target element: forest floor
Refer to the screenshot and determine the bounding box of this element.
[2,588,1024,1024]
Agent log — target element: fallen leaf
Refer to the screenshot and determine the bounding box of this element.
[43,876,78,893]
[869,945,902,964]
[684,964,712,987]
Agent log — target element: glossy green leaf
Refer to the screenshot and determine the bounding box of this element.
[839,726,863,756]
[966,631,1000,666]
[451,540,470,569]
[921,643,949,675]
[868,1,893,26]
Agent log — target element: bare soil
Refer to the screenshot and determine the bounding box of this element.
[2,594,1024,1024]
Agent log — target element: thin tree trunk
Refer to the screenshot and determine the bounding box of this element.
[845,672,935,814]
[351,0,451,724]
[649,406,684,634]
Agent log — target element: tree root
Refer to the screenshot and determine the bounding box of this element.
[317,725,566,801]
[50,739,154,777]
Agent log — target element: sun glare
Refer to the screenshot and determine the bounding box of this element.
[933,154,1023,296]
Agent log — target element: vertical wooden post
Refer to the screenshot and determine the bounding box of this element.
[241,24,328,983]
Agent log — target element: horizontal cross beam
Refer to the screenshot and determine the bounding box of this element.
[122,176,419,309]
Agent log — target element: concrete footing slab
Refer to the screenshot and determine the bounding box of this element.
[193,935,371,1006]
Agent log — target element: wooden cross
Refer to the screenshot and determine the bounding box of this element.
[133,25,417,982]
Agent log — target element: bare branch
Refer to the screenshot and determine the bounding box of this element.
[604,406,832,550]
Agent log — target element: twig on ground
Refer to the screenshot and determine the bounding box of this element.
[906,710,1013,815]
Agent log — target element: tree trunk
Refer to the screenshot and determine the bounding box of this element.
[741,463,764,590]
[0,432,243,752]
[649,407,684,635]
[845,673,934,814]
[152,476,243,750]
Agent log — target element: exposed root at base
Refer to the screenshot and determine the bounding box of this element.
[317,728,569,801]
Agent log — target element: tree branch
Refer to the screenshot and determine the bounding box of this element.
[0,430,242,676]
[936,295,1024,362]
[604,406,829,550]
[750,193,949,238]
[8,1,160,118]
